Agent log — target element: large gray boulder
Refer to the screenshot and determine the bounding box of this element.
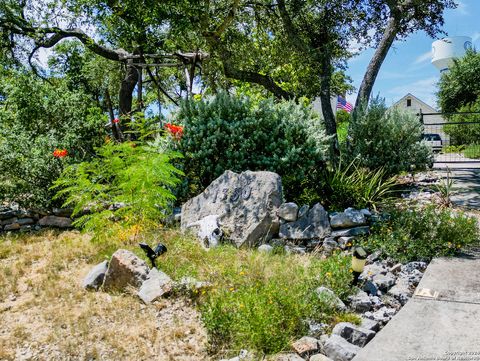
[102,249,150,291]
[323,335,360,361]
[138,268,173,303]
[279,203,331,240]
[181,170,283,248]
[83,261,108,290]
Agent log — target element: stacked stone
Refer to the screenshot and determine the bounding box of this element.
[0,204,73,233]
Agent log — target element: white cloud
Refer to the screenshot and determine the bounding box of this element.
[387,77,439,108]
[414,51,432,65]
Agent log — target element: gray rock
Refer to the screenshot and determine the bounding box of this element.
[38,215,72,228]
[366,250,382,263]
[138,268,173,304]
[331,226,369,238]
[360,317,380,332]
[337,236,355,250]
[387,279,412,305]
[298,205,309,219]
[258,244,274,253]
[278,202,299,222]
[372,272,396,291]
[83,261,108,290]
[323,335,360,361]
[307,320,328,338]
[389,263,403,274]
[322,239,339,254]
[17,218,34,225]
[102,249,150,291]
[349,290,372,312]
[332,322,376,347]
[4,223,20,231]
[362,280,378,296]
[315,287,346,311]
[52,207,73,217]
[365,306,397,324]
[1,217,17,225]
[369,295,384,309]
[310,355,334,361]
[291,336,319,357]
[329,208,367,229]
[401,261,427,273]
[360,263,388,281]
[0,210,17,220]
[279,203,331,240]
[359,209,371,217]
[181,170,282,248]
[285,246,307,255]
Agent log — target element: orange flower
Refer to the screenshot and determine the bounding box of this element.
[164,123,184,140]
[53,149,68,158]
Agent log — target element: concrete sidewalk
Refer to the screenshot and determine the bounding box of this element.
[352,255,480,361]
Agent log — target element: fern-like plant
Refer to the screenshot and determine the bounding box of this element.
[52,140,183,240]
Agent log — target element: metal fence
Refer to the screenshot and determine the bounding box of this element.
[419,111,480,167]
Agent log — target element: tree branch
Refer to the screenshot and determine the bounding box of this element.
[223,61,294,99]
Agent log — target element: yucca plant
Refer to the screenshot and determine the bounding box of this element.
[433,168,455,208]
[323,160,397,210]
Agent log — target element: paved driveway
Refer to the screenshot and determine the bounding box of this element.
[353,255,480,361]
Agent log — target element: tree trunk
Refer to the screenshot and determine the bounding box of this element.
[105,89,123,142]
[319,57,340,163]
[119,59,139,117]
[355,17,399,109]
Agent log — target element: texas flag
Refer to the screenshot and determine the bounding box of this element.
[336,95,353,113]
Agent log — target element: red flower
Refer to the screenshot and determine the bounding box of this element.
[113,118,120,124]
[53,149,68,158]
[164,123,184,140]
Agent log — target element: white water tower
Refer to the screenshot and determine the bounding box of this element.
[431,36,473,72]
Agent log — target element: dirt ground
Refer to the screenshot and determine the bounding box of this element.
[0,231,210,361]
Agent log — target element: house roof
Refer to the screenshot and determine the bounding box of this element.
[392,93,438,112]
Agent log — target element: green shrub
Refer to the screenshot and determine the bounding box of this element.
[175,92,329,201]
[322,161,397,211]
[463,144,480,159]
[52,140,183,240]
[347,97,432,175]
[0,71,105,208]
[359,206,479,263]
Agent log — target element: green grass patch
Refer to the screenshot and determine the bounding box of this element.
[358,206,479,263]
[463,144,480,159]
[146,232,357,355]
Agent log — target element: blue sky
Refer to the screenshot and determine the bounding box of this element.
[345,0,480,109]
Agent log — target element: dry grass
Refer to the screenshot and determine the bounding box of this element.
[0,230,209,361]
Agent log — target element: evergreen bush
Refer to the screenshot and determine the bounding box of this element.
[347,97,432,175]
[175,93,330,200]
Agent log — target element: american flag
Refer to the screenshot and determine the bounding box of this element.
[337,95,353,113]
